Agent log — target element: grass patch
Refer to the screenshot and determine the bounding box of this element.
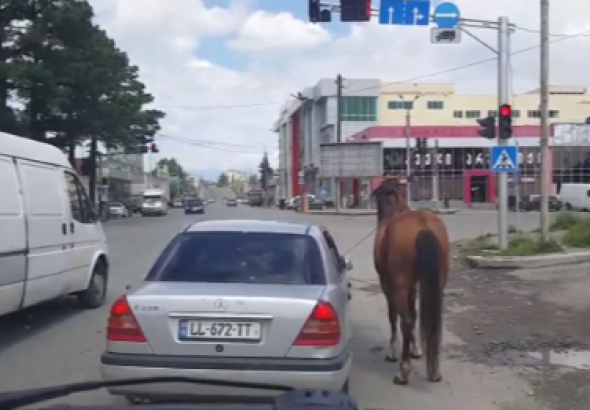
[562,217,590,247]
[508,225,521,234]
[461,233,498,255]
[497,235,562,256]
[550,212,584,231]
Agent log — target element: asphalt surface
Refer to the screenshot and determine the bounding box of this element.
[0,203,546,409]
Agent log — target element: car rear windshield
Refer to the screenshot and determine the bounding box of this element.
[147,231,325,285]
[186,199,202,205]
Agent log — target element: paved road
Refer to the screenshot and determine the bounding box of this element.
[0,205,539,409]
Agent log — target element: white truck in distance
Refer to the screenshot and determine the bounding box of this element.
[141,188,168,216]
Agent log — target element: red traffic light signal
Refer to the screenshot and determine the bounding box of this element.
[500,104,511,117]
[150,142,159,153]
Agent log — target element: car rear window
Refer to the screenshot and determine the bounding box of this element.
[147,232,326,285]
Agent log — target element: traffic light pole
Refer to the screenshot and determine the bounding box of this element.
[405,109,412,206]
[497,16,511,250]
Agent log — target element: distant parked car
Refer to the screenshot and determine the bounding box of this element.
[226,198,238,207]
[518,194,562,212]
[109,201,131,218]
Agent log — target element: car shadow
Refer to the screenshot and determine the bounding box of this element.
[0,297,83,354]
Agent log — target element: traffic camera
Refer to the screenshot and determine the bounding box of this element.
[476,116,496,139]
[498,104,513,140]
[340,0,371,22]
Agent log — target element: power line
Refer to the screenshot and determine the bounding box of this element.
[157,134,276,153]
[153,27,590,112]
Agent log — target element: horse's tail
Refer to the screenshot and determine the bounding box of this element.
[415,229,443,371]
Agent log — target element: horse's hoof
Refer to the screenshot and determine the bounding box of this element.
[385,355,398,362]
[393,374,408,385]
[428,374,442,382]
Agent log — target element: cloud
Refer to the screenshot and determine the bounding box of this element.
[227,11,332,55]
[87,0,590,177]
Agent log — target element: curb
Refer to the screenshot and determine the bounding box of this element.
[466,250,590,269]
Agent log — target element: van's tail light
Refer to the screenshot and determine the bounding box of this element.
[294,301,340,346]
[107,296,147,342]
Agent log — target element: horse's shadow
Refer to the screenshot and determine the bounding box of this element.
[351,320,433,392]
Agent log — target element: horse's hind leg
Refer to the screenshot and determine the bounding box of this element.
[385,293,398,362]
[409,286,422,358]
[393,297,413,385]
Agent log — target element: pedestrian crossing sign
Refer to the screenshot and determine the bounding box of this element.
[491,145,518,173]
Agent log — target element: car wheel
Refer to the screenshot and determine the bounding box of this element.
[78,260,108,309]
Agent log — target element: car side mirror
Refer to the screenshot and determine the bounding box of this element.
[343,256,353,271]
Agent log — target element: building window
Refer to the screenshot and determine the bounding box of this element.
[453,110,463,118]
[341,97,377,121]
[512,110,520,118]
[427,101,444,110]
[549,110,559,118]
[465,110,481,119]
[488,110,497,117]
[387,100,412,110]
[528,110,540,118]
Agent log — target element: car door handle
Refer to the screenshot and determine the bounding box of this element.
[70,222,74,233]
[62,223,67,235]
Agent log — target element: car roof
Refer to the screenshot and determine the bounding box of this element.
[185,219,314,235]
[0,131,71,167]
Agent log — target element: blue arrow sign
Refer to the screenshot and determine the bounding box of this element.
[491,146,518,173]
[378,0,431,26]
[298,176,305,185]
[433,2,460,28]
[585,116,590,124]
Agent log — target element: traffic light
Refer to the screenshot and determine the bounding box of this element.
[498,104,513,140]
[340,0,371,22]
[308,0,331,22]
[476,116,496,139]
[150,142,159,153]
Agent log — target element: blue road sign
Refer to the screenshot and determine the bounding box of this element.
[378,0,431,26]
[433,2,460,28]
[491,145,518,173]
[298,177,304,185]
[586,116,590,124]
[320,188,327,196]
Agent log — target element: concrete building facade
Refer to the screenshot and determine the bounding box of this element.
[379,83,590,126]
[274,78,381,200]
[275,80,590,204]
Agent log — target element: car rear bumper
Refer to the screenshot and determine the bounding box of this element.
[100,350,351,398]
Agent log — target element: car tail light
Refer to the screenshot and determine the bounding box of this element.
[107,296,147,342]
[294,301,340,346]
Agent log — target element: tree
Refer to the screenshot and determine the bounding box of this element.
[217,173,229,187]
[5,0,165,202]
[248,174,258,186]
[258,152,273,190]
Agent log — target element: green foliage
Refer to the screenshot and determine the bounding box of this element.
[498,235,562,256]
[550,212,584,232]
[562,217,590,247]
[217,173,229,187]
[0,0,165,157]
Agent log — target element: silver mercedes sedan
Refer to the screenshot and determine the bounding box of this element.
[100,219,353,402]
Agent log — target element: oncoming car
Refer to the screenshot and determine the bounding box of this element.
[100,219,353,402]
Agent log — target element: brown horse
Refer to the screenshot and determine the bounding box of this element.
[372,177,450,384]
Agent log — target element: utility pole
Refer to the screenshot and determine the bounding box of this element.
[539,0,550,239]
[334,74,344,211]
[405,108,412,206]
[497,16,511,250]
[432,139,440,208]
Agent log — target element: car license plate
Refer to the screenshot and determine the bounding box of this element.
[178,320,261,340]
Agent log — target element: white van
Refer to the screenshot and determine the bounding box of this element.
[558,183,590,211]
[0,132,109,318]
[141,188,168,216]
